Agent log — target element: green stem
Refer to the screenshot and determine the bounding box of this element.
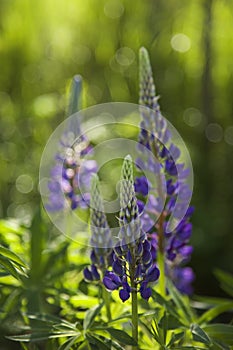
[131,288,138,349]
[157,250,166,298]
[102,286,112,322]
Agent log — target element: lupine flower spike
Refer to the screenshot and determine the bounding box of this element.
[103,155,159,344]
[136,47,194,295]
[103,155,160,302]
[46,76,97,213]
[83,174,113,283]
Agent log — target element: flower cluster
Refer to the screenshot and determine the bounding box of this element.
[83,174,113,282]
[46,131,97,212]
[103,155,160,302]
[46,77,97,212]
[135,47,194,294]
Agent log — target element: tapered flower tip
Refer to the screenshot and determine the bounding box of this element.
[139,47,150,65]
[119,288,130,302]
[125,154,132,162]
[68,75,82,116]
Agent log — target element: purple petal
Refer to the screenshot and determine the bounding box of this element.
[103,277,118,291]
[113,259,124,276]
[119,288,130,302]
[83,267,93,282]
[147,265,160,282]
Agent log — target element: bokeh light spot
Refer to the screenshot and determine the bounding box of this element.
[205,123,223,143]
[183,108,203,127]
[224,125,233,145]
[104,0,124,19]
[33,94,57,118]
[115,47,135,66]
[171,33,191,53]
[16,174,34,194]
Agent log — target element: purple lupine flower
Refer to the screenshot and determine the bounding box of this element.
[46,128,97,212]
[136,47,194,294]
[83,175,113,283]
[103,155,160,302]
[46,75,97,213]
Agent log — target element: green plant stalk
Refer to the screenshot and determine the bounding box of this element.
[131,287,138,349]
[157,249,166,298]
[130,252,138,349]
[157,214,166,298]
[102,284,112,322]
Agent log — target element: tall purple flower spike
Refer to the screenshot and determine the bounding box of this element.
[103,155,160,302]
[136,48,194,294]
[46,76,97,213]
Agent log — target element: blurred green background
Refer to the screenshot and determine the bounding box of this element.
[0,0,233,297]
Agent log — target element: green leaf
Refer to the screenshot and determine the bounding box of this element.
[83,303,103,331]
[172,347,206,350]
[167,279,194,325]
[26,313,78,330]
[30,207,46,280]
[212,339,231,350]
[0,255,23,280]
[78,340,92,350]
[86,334,111,350]
[151,290,182,322]
[0,245,27,268]
[191,324,211,345]
[42,242,69,277]
[203,324,233,345]
[111,340,125,350]
[197,302,233,325]
[7,330,78,342]
[214,269,233,298]
[106,328,137,346]
[159,313,183,330]
[167,331,185,347]
[58,335,82,350]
